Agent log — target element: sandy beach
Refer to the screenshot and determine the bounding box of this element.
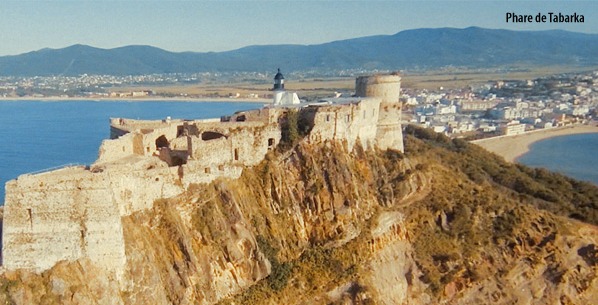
[472,124,598,162]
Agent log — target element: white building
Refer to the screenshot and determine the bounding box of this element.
[271,69,300,106]
[503,120,526,136]
[572,105,590,116]
[273,91,300,105]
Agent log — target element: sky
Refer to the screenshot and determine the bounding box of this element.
[0,0,596,56]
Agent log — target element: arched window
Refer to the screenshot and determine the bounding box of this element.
[155,135,169,150]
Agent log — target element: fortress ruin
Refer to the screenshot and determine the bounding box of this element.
[1,73,404,280]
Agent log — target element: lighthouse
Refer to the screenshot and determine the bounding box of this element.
[273,68,285,91]
[272,68,300,105]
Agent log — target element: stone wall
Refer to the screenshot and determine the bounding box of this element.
[187,122,278,163]
[103,118,222,164]
[181,122,280,185]
[2,157,185,277]
[99,125,182,164]
[109,118,221,138]
[305,98,381,150]
[228,107,280,124]
[2,116,282,276]
[2,167,127,277]
[97,133,140,163]
[98,159,184,215]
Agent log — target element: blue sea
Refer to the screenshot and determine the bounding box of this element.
[1,101,596,204]
[0,100,263,204]
[517,133,598,185]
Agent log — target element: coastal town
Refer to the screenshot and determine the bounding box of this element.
[403,70,598,140]
[3,0,598,302]
[0,72,246,99]
[1,69,597,141]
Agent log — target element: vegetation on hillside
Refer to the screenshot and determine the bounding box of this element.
[403,124,598,225]
[279,109,312,149]
[402,125,598,299]
[1,125,596,304]
[217,125,598,303]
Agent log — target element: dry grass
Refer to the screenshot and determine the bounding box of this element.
[401,65,598,89]
[111,78,355,99]
[110,66,597,97]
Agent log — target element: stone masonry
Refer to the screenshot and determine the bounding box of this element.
[1,74,404,280]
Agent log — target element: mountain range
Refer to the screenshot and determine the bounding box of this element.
[1,26,598,76]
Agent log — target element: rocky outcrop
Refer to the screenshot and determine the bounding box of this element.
[0,130,597,305]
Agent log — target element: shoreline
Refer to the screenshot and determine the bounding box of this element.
[472,124,598,162]
[0,96,272,103]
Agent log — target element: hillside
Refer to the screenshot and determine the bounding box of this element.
[0,125,596,304]
[1,27,598,76]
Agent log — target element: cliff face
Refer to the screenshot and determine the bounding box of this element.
[1,130,597,304]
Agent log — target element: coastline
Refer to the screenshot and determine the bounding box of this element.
[472,124,598,162]
[0,96,272,103]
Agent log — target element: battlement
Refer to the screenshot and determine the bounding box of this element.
[1,74,404,277]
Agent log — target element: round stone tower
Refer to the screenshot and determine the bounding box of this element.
[355,74,404,152]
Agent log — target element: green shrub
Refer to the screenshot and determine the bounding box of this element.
[280,110,300,146]
[256,235,292,291]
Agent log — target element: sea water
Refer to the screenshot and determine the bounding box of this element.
[0,100,263,204]
[2,101,596,204]
[517,133,598,185]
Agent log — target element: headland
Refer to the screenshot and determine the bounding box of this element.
[1,73,404,278]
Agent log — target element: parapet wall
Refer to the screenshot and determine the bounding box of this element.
[97,132,142,163]
[109,117,221,138]
[355,74,401,106]
[100,122,182,164]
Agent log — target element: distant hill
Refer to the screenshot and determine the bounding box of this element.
[1,27,598,76]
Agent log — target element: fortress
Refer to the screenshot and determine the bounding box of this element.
[1,73,403,280]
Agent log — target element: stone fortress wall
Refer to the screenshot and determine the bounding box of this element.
[1,158,184,279]
[1,74,404,280]
[303,98,381,150]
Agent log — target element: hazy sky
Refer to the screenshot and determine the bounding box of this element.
[0,0,596,56]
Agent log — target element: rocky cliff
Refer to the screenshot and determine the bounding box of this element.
[1,126,597,304]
